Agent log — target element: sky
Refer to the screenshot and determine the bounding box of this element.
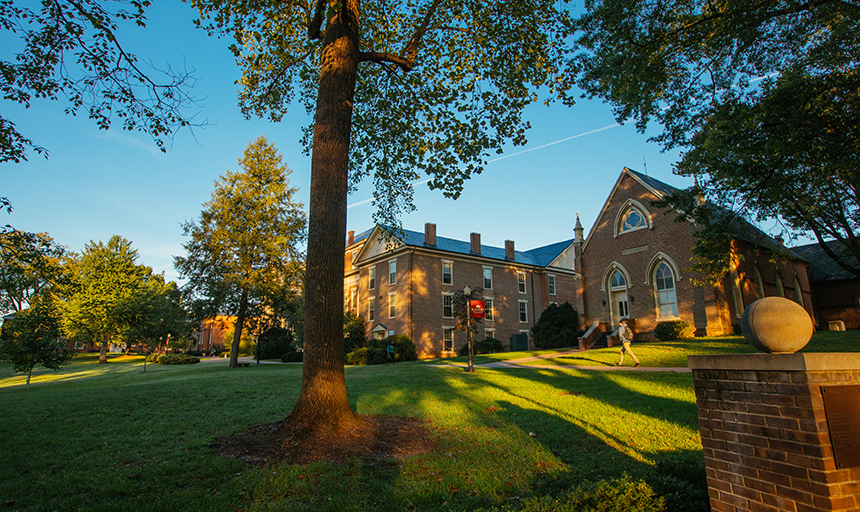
[2,0,692,283]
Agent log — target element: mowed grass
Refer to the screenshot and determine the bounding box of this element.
[0,331,855,511]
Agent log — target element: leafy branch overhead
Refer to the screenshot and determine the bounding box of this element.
[190,0,578,228]
[574,0,860,279]
[1,0,200,163]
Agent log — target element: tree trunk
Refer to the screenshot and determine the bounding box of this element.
[99,336,108,363]
[286,0,362,433]
[229,288,249,369]
[26,366,32,389]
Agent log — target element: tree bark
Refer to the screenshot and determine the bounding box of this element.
[287,0,362,432]
[99,335,108,363]
[229,288,249,369]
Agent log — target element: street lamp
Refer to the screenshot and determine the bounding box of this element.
[464,285,474,372]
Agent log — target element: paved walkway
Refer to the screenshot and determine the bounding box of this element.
[431,348,691,373]
[200,351,691,372]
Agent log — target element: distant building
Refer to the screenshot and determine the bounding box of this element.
[194,316,237,352]
[793,241,860,331]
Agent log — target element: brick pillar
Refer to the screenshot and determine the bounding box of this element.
[688,353,860,512]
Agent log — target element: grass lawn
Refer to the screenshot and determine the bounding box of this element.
[0,331,855,511]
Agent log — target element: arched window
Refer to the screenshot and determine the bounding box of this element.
[794,275,805,307]
[753,267,765,300]
[654,262,678,318]
[775,271,785,298]
[610,270,626,289]
[619,207,647,233]
[730,268,744,318]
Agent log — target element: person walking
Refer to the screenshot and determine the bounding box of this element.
[385,340,396,366]
[615,318,641,367]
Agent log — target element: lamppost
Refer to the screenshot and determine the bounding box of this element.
[464,285,474,372]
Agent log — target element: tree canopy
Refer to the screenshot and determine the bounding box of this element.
[0,296,73,388]
[175,135,306,369]
[574,0,860,279]
[0,230,71,314]
[189,0,579,434]
[1,0,197,163]
[59,235,155,363]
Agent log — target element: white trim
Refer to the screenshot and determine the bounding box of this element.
[388,258,397,285]
[644,252,682,285]
[517,271,527,294]
[388,292,397,319]
[442,259,453,286]
[442,292,454,319]
[518,300,529,323]
[600,262,633,292]
[548,274,556,295]
[613,199,653,238]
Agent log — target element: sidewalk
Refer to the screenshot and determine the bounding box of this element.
[433,348,691,373]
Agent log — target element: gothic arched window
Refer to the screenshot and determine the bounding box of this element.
[620,207,647,233]
[654,262,678,318]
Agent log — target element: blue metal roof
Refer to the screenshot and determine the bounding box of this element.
[368,226,572,268]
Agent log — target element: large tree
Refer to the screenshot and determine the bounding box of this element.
[1,0,196,164]
[59,235,154,363]
[573,0,860,279]
[174,135,306,369]
[189,0,578,435]
[0,230,70,314]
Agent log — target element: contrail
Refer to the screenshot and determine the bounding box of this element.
[347,122,622,209]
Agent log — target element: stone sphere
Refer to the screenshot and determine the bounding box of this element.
[740,297,813,354]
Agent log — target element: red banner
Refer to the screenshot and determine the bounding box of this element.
[470,300,485,318]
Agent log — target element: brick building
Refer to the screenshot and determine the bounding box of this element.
[793,241,860,331]
[344,223,584,358]
[344,167,846,356]
[579,168,814,340]
[194,315,236,352]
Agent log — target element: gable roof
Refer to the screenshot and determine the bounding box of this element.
[355,225,575,269]
[792,241,859,282]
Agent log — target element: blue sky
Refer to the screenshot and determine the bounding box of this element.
[2,0,691,283]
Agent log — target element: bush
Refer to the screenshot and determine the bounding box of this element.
[345,334,418,365]
[343,311,367,355]
[532,302,582,349]
[281,351,303,363]
[185,350,204,357]
[458,337,504,356]
[653,320,695,341]
[156,354,200,365]
[255,326,295,359]
[345,346,385,365]
[649,451,709,512]
[477,475,665,511]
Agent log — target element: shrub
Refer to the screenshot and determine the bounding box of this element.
[343,311,367,355]
[477,475,665,511]
[345,346,385,365]
[531,302,582,349]
[156,354,200,365]
[653,320,695,341]
[458,337,504,356]
[281,351,303,363]
[185,350,204,357]
[255,326,295,359]
[346,334,417,365]
[649,451,709,512]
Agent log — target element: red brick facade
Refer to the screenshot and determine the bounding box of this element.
[580,168,814,340]
[689,354,860,512]
[345,225,583,358]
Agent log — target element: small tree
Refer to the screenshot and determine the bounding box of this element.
[343,311,366,356]
[0,298,73,388]
[531,302,581,349]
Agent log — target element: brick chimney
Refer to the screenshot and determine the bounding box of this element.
[347,230,355,245]
[470,233,481,254]
[424,223,436,246]
[505,240,515,260]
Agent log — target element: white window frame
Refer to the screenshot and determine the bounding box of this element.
[794,275,805,307]
[517,272,527,294]
[753,267,765,300]
[368,297,375,322]
[484,298,494,321]
[483,266,493,290]
[548,274,556,295]
[442,327,455,353]
[442,293,454,319]
[485,328,495,340]
[388,292,397,318]
[442,260,453,286]
[389,259,397,285]
[518,300,528,323]
[369,267,376,290]
[653,262,679,319]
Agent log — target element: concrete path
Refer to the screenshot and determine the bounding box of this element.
[433,348,691,373]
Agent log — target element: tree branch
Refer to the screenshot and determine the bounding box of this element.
[307,0,326,40]
[402,0,443,64]
[359,51,413,71]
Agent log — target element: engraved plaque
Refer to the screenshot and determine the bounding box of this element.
[822,385,860,469]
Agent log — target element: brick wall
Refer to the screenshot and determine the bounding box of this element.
[689,354,860,512]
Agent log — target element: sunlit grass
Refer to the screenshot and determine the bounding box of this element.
[14,331,854,510]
